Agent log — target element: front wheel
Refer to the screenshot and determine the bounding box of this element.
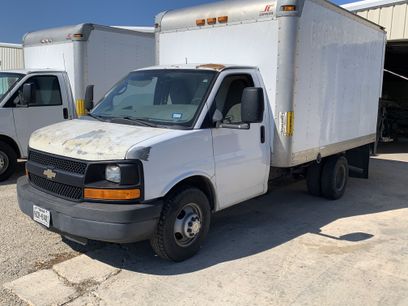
[0,141,17,182]
[150,187,211,262]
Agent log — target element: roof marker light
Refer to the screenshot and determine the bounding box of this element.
[207,17,217,25]
[218,16,228,23]
[196,19,206,26]
[281,5,296,11]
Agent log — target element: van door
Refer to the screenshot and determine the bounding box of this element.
[8,74,69,156]
[210,71,270,210]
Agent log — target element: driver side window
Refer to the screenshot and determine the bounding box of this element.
[9,75,62,107]
[214,74,254,124]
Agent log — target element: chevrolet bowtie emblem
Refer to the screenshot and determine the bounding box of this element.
[43,169,57,180]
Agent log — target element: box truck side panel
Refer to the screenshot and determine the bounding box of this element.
[86,29,155,102]
[158,19,279,118]
[290,0,386,165]
[24,43,76,97]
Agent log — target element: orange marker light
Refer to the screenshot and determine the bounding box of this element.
[281,5,296,11]
[196,19,206,26]
[84,188,141,201]
[207,17,217,25]
[218,16,229,23]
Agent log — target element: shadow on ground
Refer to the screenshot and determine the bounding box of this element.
[75,157,408,275]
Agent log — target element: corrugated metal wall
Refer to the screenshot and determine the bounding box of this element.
[354,2,408,40]
[0,44,24,70]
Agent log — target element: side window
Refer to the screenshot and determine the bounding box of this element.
[214,74,254,124]
[11,75,62,107]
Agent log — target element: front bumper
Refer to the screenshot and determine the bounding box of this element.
[17,176,162,243]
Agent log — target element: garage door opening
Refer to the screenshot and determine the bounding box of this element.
[377,42,408,155]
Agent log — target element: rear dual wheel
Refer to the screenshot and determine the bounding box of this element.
[306,155,348,200]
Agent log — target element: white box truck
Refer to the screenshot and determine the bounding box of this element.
[17,0,386,261]
[0,23,154,181]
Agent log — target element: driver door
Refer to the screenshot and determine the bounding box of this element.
[10,74,69,156]
[210,70,269,210]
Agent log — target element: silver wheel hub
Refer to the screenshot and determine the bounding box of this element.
[184,214,201,237]
[174,203,202,247]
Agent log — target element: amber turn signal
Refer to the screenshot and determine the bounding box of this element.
[84,188,141,200]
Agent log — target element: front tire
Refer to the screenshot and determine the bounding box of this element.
[0,141,17,182]
[150,187,211,262]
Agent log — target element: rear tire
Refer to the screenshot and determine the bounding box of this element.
[150,187,211,262]
[321,156,349,200]
[0,141,17,182]
[306,162,322,196]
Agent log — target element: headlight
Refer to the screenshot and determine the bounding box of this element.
[105,165,121,183]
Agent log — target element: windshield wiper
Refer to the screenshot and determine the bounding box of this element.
[87,113,107,121]
[109,117,157,127]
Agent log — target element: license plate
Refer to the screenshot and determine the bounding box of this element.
[33,205,50,228]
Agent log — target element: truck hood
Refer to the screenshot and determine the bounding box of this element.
[29,119,175,161]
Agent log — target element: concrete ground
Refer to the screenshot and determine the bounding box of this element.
[1,143,408,306]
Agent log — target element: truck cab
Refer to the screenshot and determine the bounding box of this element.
[0,70,75,180]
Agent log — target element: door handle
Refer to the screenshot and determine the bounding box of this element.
[260,126,265,144]
[63,108,68,119]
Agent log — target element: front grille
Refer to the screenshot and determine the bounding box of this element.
[29,151,87,175]
[30,174,82,200]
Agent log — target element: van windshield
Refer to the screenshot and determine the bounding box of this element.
[0,73,23,102]
[91,69,217,129]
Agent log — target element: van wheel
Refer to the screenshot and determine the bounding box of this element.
[306,162,322,196]
[321,156,349,200]
[150,187,211,262]
[0,141,17,182]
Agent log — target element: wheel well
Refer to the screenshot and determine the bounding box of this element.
[0,135,21,158]
[167,176,216,211]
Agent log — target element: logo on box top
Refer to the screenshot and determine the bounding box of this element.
[260,4,275,17]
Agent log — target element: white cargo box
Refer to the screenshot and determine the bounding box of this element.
[23,24,155,112]
[156,0,386,167]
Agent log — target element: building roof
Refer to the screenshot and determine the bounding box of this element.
[0,42,22,49]
[342,0,407,11]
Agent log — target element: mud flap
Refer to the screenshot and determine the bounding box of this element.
[346,144,370,179]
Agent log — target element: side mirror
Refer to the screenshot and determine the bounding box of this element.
[84,85,94,111]
[21,83,34,106]
[241,87,264,123]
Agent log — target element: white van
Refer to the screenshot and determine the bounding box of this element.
[0,23,154,181]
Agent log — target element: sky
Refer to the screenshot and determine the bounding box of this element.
[1,0,354,44]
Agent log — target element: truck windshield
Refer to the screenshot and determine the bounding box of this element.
[0,73,23,102]
[91,69,216,128]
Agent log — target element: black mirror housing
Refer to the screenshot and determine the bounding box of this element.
[241,87,264,123]
[85,85,94,111]
[22,83,34,106]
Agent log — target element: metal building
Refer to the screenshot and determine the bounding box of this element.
[343,0,408,40]
[0,43,23,71]
[343,0,408,147]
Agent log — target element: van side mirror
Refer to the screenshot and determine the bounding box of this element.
[84,85,94,111]
[21,83,34,106]
[241,87,264,123]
